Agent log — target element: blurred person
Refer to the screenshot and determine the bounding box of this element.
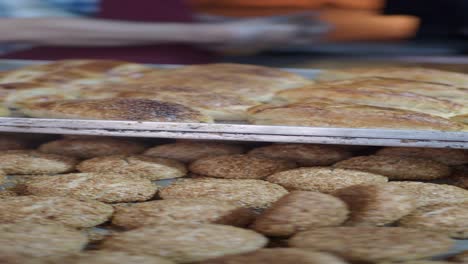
[0,0,325,63]
[191,0,468,42]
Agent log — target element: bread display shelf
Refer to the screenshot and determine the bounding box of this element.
[0,117,466,149]
[0,59,466,149]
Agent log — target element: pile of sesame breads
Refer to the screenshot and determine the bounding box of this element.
[0,60,467,131]
[0,133,467,263]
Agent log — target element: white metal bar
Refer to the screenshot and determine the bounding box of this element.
[0,118,466,148]
[0,118,466,140]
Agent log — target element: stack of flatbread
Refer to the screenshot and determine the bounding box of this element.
[250,67,468,131]
[0,60,310,123]
[0,60,467,131]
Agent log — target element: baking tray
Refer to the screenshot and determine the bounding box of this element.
[0,59,466,149]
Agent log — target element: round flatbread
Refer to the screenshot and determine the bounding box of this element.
[248,144,352,166]
[39,138,146,159]
[77,155,186,180]
[101,224,268,263]
[0,222,88,257]
[266,167,388,193]
[112,198,253,229]
[251,191,348,236]
[20,98,213,122]
[189,154,296,179]
[0,150,77,175]
[0,196,113,228]
[334,155,451,180]
[289,227,453,262]
[159,178,288,209]
[399,202,468,239]
[200,248,347,264]
[144,142,244,163]
[25,173,157,203]
[333,184,416,226]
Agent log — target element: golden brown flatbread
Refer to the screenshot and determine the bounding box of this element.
[452,114,468,124]
[128,63,312,102]
[247,100,464,131]
[81,90,259,121]
[0,59,158,84]
[301,78,468,104]
[20,98,213,122]
[276,79,468,118]
[316,67,468,87]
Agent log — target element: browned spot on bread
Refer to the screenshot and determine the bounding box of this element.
[21,98,213,122]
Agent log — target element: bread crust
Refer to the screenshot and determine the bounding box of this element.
[0,196,113,228]
[20,98,213,122]
[112,198,253,229]
[289,227,453,262]
[387,182,468,207]
[39,138,146,159]
[159,178,288,209]
[149,63,312,102]
[247,101,464,131]
[189,154,296,179]
[0,59,156,84]
[0,190,16,198]
[0,254,58,264]
[0,222,88,257]
[333,184,416,226]
[277,85,466,119]
[279,77,468,104]
[399,202,468,238]
[100,90,260,121]
[25,173,157,203]
[376,147,468,166]
[266,167,388,193]
[199,248,347,264]
[334,155,451,180]
[77,155,187,180]
[0,150,77,175]
[316,67,468,87]
[451,172,468,189]
[248,144,352,166]
[0,134,32,151]
[251,191,349,236]
[60,251,174,264]
[144,142,244,163]
[5,86,82,110]
[452,114,468,124]
[100,223,268,263]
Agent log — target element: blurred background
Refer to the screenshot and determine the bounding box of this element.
[0,0,467,71]
[191,0,468,70]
